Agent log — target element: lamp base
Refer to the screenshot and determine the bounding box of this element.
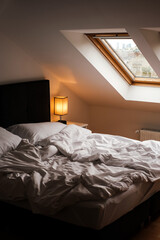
[58,120,67,124]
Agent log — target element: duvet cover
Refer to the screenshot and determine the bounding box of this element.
[1,124,160,218]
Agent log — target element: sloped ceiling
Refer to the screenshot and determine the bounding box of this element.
[0,0,160,112]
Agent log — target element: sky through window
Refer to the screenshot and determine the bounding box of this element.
[87,33,160,86]
[104,38,158,79]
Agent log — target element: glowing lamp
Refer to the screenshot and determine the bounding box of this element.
[54,96,68,124]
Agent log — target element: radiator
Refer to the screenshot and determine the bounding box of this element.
[139,129,160,141]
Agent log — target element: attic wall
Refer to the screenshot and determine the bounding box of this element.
[0,32,90,125]
[0,0,160,136]
[1,28,160,136]
[90,106,160,140]
[0,32,43,84]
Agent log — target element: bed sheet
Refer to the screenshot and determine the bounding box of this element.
[1,124,160,230]
[0,151,159,230]
[55,179,159,229]
[4,176,158,230]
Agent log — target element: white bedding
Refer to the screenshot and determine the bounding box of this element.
[55,180,157,229]
[1,124,160,228]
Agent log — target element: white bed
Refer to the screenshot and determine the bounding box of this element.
[1,122,160,232]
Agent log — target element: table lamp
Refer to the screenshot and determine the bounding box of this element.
[54,96,68,124]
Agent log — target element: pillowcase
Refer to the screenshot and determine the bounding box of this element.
[0,127,22,157]
[8,122,66,145]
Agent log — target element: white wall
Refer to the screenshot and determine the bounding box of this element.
[90,105,160,140]
[0,0,160,137]
[0,32,43,84]
[0,32,90,126]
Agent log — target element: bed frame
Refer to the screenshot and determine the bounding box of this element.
[0,79,160,239]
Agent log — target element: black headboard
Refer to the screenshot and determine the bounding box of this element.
[0,80,50,128]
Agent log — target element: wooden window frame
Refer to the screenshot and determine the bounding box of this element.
[86,33,160,86]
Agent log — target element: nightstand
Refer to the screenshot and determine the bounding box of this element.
[67,121,88,129]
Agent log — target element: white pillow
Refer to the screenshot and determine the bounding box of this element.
[8,122,66,144]
[0,127,22,157]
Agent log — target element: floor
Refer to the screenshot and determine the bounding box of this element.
[131,216,160,240]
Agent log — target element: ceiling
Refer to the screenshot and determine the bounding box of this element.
[0,0,160,112]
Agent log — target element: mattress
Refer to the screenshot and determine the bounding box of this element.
[1,123,160,231]
[55,179,160,229]
[2,150,160,230]
[2,171,158,230]
[4,177,159,230]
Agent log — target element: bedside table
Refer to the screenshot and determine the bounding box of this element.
[67,121,88,129]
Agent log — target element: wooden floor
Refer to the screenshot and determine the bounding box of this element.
[130,216,160,240]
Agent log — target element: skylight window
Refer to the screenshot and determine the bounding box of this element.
[86,33,160,86]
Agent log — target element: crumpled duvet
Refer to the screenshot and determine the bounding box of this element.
[1,124,160,216]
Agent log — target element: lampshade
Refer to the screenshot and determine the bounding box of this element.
[54,96,68,116]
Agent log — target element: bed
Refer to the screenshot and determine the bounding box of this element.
[0,79,160,239]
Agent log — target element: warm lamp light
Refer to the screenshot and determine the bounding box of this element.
[54,96,68,124]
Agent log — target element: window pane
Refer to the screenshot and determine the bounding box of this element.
[105,39,158,79]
